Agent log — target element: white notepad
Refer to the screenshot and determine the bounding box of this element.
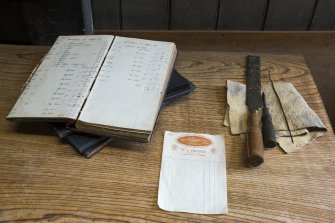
[158,131,228,214]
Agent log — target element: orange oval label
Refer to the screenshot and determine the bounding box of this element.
[177,135,212,147]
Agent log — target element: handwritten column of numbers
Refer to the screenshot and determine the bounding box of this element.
[101,39,170,92]
[15,37,112,118]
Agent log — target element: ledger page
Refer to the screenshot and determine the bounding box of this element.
[78,36,176,131]
[7,35,114,120]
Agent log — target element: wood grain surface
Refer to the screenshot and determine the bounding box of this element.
[0,37,335,222]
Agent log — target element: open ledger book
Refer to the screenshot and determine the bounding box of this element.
[7,35,177,141]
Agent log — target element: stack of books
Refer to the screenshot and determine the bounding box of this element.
[7,35,195,158]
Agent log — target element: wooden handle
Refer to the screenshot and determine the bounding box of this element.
[246,111,264,167]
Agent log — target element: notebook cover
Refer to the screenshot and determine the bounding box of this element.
[162,69,196,106]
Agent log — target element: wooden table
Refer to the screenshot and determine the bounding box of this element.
[1,32,335,222]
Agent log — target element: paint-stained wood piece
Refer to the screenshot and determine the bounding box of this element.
[217,0,267,30]
[170,0,219,30]
[91,0,120,30]
[122,0,168,30]
[264,0,315,30]
[310,0,335,30]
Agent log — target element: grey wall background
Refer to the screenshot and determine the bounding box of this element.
[92,0,335,31]
[1,0,335,45]
[0,0,84,45]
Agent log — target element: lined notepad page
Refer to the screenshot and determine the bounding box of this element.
[8,35,114,120]
[78,36,176,131]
